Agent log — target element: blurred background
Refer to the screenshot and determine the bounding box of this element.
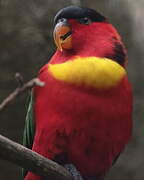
[0,0,144,179]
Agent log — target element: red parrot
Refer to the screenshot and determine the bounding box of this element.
[23,6,133,180]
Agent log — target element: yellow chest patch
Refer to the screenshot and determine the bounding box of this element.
[48,56,126,89]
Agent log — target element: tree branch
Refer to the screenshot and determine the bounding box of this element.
[0,74,45,111]
[0,134,72,180]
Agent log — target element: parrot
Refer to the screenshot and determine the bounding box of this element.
[23,6,133,180]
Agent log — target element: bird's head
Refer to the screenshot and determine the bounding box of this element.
[53,6,127,67]
[49,6,128,90]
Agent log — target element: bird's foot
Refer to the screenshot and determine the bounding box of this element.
[64,164,84,180]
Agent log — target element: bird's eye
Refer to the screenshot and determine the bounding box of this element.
[57,18,67,23]
[78,17,92,25]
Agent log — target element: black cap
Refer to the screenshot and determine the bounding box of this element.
[54,6,106,24]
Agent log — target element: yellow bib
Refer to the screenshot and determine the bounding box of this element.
[48,56,126,89]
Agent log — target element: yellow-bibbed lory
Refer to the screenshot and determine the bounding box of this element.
[23,6,133,180]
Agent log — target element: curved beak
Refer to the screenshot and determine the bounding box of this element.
[53,19,72,51]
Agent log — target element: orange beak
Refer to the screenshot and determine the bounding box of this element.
[53,19,72,51]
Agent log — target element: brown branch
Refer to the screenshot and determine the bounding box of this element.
[15,72,24,87]
[0,134,72,180]
[0,74,45,111]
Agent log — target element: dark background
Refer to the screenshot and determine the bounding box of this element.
[0,0,144,179]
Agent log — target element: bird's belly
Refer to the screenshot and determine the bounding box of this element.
[33,73,132,176]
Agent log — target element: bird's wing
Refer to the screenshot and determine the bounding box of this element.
[23,92,35,149]
[22,92,35,178]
